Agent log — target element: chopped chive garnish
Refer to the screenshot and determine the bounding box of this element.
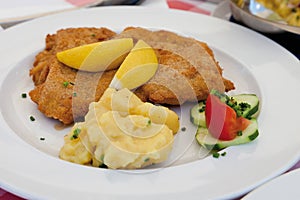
[144,158,150,162]
[239,102,251,110]
[63,81,69,87]
[70,128,81,140]
[91,34,96,37]
[147,119,151,126]
[221,152,227,157]
[212,152,220,158]
[198,105,205,113]
[30,116,35,121]
[21,93,27,98]
[99,163,108,168]
[237,131,243,136]
[73,92,77,97]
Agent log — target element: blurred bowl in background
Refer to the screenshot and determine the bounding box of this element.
[229,0,300,34]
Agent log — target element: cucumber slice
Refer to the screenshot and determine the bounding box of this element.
[190,101,206,127]
[195,119,259,151]
[231,94,259,118]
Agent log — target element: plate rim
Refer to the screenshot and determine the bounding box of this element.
[243,167,300,199]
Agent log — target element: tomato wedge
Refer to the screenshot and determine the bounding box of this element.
[205,93,250,141]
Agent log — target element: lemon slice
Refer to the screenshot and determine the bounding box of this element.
[56,38,133,72]
[109,40,158,90]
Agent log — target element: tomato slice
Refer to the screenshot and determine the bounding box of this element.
[205,93,250,141]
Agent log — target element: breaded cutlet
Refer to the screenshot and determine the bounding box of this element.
[115,27,234,105]
[29,27,117,124]
[29,27,234,124]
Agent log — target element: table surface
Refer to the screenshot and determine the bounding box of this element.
[0,0,299,199]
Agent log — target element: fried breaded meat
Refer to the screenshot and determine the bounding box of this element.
[29,27,234,124]
[29,27,117,124]
[114,27,234,105]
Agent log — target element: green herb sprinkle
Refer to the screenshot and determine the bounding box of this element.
[21,93,27,98]
[30,116,35,121]
[71,128,81,140]
[212,152,220,158]
[63,81,69,87]
[237,131,243,136]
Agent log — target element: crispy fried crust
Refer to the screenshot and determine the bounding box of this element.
[29,27,116,124]
[29,27,235,124]
[115,27,235,105]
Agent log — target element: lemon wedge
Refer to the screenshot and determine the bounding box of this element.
[109,40,158,90]
[56,38,133,72]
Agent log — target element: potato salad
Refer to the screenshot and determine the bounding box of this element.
[59,88,179,169]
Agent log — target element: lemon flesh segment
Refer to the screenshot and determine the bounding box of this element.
[110,40,158,90]
[56,38,134,72]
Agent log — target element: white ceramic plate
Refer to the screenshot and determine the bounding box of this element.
[243,168,300,199]
[0,6,300,200]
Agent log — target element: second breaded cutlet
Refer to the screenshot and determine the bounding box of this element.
[115,27,234,105]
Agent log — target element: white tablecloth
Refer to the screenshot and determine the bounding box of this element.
[0,0,220,29]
